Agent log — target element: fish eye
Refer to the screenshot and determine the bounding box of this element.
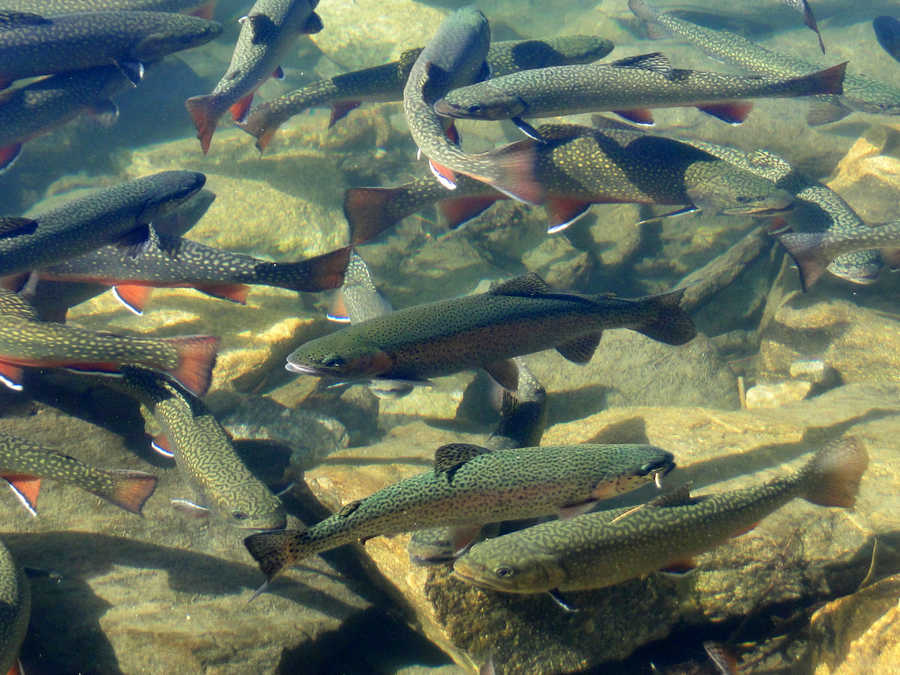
[323,356,346,368]
[232,511,250,521]
[495,566,515,578]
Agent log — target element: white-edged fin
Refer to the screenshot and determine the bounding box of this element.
[326,312,352,323]
[429,160,458,190]
[112,285,144,315]
[512,117,545,142]
[0,372,24,392]
[655,471,663,489]
[548,589,579,612]
[637,205,698,225]
[171,498,211,518]
[249,580,269,603]
[150,440,174,459]
[5,479,38,516]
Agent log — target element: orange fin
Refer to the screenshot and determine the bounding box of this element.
[185,95,218,154]
[0,362,24,391]
[696,101,753,124]
[438,195,501,229]
[0,143,22,172]
[276,246,351,292]
[164,335,220,396]
[189,1,216,20]
[544,197,592,234]
[481,142,543,205]
[429,159,458,190]
[151,434,174,458]
[229,92,254,123]
[104,470,157,515]
[344,186,403,245]
[3,474,41,516]
[193,282,250,304]
[327,290,350,322]
[444,121,460,146]
[112,283,152,315]
[613,108,654,125]
[329,100,361,127]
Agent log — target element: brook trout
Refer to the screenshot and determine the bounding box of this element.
[0,538,28,675]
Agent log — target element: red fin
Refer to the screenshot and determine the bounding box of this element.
[544,197,592,234]
[0,143,22,172]
[795,61,846,97]
[164,335,220,396]
[696,101,753,124]
[660,557,696,574]
[444,121,460,146]
[3,474,41,515]
[185,95,218,154]
[255,125,278,153]
[439,195,502,229]
[613,108,654,125]
[344,186,403,245]
[229,92,254,123]
[283,246,351,292]
[189,1,216,19]
[429,159,458,189]
[0,362,24,391]
[327,290,350,322]
[0,274,28,292]
[105,470,157,514]
[329,100,361,127]
[193,282,250,304]
[151,434,174,458]
[482,143,543,205]
[112,283,152,315]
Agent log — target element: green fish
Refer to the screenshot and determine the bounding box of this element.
[0,289,219,396]
[286,273,696,391]
[236,35,614,152]
[185,0,323,154]
[0,1,216,17]
[0,10,222,89]
[116,367,287,530]
[0,538,29,675]
[0,432,157,515]
[244,442,676,582]
[402,7,541,204]
[0,65,133,173]
[345,122,794,242]
[628,0,900,125]
[433,52,846,130]
[0,170,206,277]
[777,220,900,291]
[452,438,868,599]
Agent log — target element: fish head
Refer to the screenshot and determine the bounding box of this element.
[133,17,224,61]
[686,167,795,218]
[826,251,883,285]
[286,332,392,380]
[139,171,208,223]
[452,545,564,593]
[433,85,527,121]
[209,489,287,531]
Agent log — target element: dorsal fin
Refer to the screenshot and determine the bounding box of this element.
[434,443,490,481]
[609,52,672,75]
[0,289,38,320]
[336,499,362,518]
[489,273,551,298]
[0,217,37,238]
[0,10,51,29]
[648,483,696,507]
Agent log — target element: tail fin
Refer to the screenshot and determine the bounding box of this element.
[101,469,158,514]
[785,62,846,97]
[800,436,868,508]
[344,186,407,245]
[478,143,544,206]
[263,247,351,292]
[185,95,221,154]
[164,335,220,396]
[235,113,277,154]
[636,288,696,346]
[244,528,308,581]
[777,231,830,291]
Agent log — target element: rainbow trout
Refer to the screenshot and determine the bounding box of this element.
[0,65,133,173]
[0,538,28,675]
[236,35,614,152]
[0,432,157,515]
[402,7,540,204]
[185,0,322,154]
[37,235,351,315]
[0,289,219,395]
[286,273,696,390]
[0,10,221,89]
[116,367,286,530]
[778,220,900,291]
[433,52,846,130]
[0,170,206,277]
[629,0,900,125]
[453,438,868,596]
[244,442,676,581]
[1,0,216,17]
[345,123,793,241]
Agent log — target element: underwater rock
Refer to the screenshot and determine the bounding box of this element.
[827,128,900,225]
[295,383,898,673]
[745,380,813,408]
[588,204,644,273]
[520,235,593,290]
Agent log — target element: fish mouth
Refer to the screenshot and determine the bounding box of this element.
[433,99,466,118]
[721,202,795,217]
[638,453,676,488]
[285,361,329,376]
[451,563,491,589]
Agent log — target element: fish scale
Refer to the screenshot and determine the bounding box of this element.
[244,443,675,581]
[0,538,28,675]
[0,0,212,13]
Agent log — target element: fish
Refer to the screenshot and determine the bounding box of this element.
[0,538,29,675]
[115,367,287,530]
[452,437,868,596]
[780,0,825,53]
[345,123,794,241]
[628,0,900,125]
[285,272,696,391]
[244,442,676,582]
[0,432,157,515]
[0,1,217,19]
[777,220,900,291]
[680,136,883,285]
[402,7,541,204]
[0,65,133,173]
[0,288,219,395]
[433,51,846,130]
[0,170,206,278]
[874,16,900,63]
[185,0,323,154]
[0,10,222,90]
[236,35,615,152]
[36,235,351,315]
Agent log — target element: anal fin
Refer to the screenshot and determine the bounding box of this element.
[329,100,361,127]
[112,284,152,315]
[696,101,753,124]
[3,474,40,515]
[229,93,255,123]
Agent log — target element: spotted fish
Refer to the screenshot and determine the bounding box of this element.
[244,442,676,582]
[1,0,216,17]
[0,432,157,515]
[452,438,868,597]
[0,538,28,675]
